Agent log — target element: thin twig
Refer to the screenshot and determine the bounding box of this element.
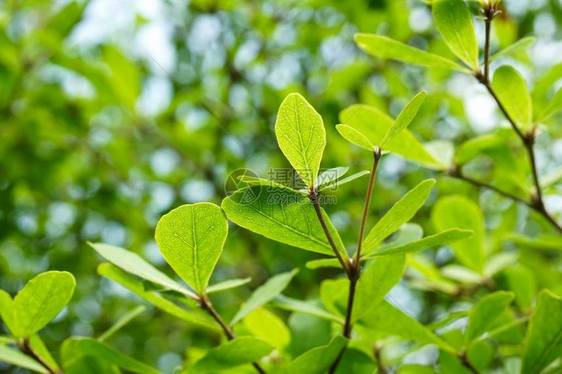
[354,148,382,265]
[473,7,561,233]
[309,189,352,276]
[199,296,266,374]
[329,149,383,374]
[459,351,480,374]
[19,339,60,374]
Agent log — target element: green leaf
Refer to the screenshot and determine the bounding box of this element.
[361,300,456,353]
[243,308,291,349]
[455,133,505,165]
[354,34,467,72]
[274,93,326,188]
[319,170,370,191]
[431,196,486,272]
[306,258,341,270]
[353,254,405,321]
[340,105,442,169]
[191,337,273,373]
[0,290,18,336]
[380,91,427,147]
[273,295,344,324]
[207,278,251,294]
[222,185,347,257]
[523,290,562,374]
[0,344,48,373]
[362,179,436,255]
[466,291,514,343]
[365,229,473,258]
[28,335,60,372]
[491,65,533,130]
[61,337,159,374]
[539,87,562,121]
[335,124,375,151]
[155,202,228,294]
[283,336,348,374]
[432,0,479,69]
[13,271,75,337]
[89,242,196,299]
[98,306,146,342]
[231,269,298,325]
[316,167,349,189]
[97,263,219,332]
[490,37,536,62]
[503,265,535,310]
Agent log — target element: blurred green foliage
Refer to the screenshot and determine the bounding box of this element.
[1,0,561,372]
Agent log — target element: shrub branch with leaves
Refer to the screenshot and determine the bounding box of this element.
[1,0,561,373]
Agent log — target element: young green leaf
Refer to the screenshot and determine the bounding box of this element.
[61,337,159,374]
[273,295,344,324]
[523,290,562,374]
[28,335,60,372]
[155,202,228,294]
[490,36,536,62]
[365,229,473,258]
[98,306,146,342]
[275,93,326,188]
[491,65,533,130]
[432,0,479,69]
[282,336,348,374]
[89,242,197,299]
[243,308,291,349]
[222,185,347,257]
[191,337,273,373]
[319,170,370,191]
[432,196,486,272]
[454,132,505,165]
[335,124,375,151]
[0,290,18,336]
[503,265,535,310]
[97,263,219,332]
[305,258,341,270]
[13,271,75,337]
[206,278,251,294]
[362,179,436,255]
[538,87,562,121]
[354,34,467,72]
[354,254,405,321]
[466,291,514,343]
[316,167,349,189]
[0,344,48,373]
[361,300,456,354]
[380,91,427,148]
[231,269,298,325]
[340,105,442,169]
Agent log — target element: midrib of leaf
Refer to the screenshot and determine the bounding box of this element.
[170,209,201,292]
[252,198,331,251]
[445,9,472,66]
[528,328,562,373]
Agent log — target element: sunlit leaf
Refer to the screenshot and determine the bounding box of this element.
[207,278,251,294]
[273,295,344,324]
[275,93,326,188]
[336,124,375,151]
[432,196,486,272]
[340,105,443,169]
[380,91,427,147]
[222,185,347,257]
[155,202,228,294]
[432,0,479,69]
[282,336,348,374]
[490,37,536,62]
[244,308,291,349]
[13,271,75,337]
[0,344,48,373]
[89,242,197,299]
[191,337,272,373]
[231,269,298,325]
[363,179,436,255]
[491,65,533,130]
[354,34,467,72]
[538,87,562,122]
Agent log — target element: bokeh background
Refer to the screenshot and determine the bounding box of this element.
[1,0,561,372]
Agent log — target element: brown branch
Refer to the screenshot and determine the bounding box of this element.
[19,339,60,374]
[309,190,352,276]
[199,296,266,374]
